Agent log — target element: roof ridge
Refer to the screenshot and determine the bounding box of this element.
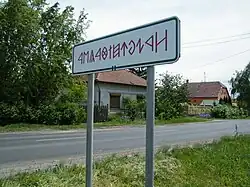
[188,81,227,88]
[188,81,221,83]
[126,70,147,81]
[95,69,147,87]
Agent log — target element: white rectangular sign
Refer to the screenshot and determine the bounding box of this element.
[72,16,180,75]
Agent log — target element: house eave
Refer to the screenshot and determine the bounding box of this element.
[96,80,147,87]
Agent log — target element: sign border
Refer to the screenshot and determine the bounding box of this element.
[72,16,180,75]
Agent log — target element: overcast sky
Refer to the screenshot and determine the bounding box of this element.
[49,0,250,89]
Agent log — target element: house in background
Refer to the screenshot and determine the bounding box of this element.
[187,80,231,106]
[80,70,147,112]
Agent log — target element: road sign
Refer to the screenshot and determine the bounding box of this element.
[72,16,180,75]
[73,16,181,187]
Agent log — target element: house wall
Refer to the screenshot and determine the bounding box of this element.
[189,97,218,105]
[94,82,146,110]
[218,87,230,99]
[189,87,230,105]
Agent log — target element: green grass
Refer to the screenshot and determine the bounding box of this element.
[1,135,250,186]
[95,116,210,127]
[0,123,84,133]
[0,117,210,133]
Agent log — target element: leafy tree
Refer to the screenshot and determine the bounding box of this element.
[228,96,232,105]
[0,0,90,106]
[129,67,147,79]
[0,0,40,103]
[155,71,188,120]
[230,62,250,110]
[219,98,224,105]
[56,77,87,104]
[0,0,90,125]
[223,97,227,103]
[222,96,232,105]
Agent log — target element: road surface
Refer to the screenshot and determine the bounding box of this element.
[0,119,250,177]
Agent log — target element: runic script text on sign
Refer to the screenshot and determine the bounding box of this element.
[78,30,167,64]
[72,17,180,75]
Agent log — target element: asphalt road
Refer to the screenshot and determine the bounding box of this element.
[0,119,250,176]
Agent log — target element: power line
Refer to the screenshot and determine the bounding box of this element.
[191,48,250,70]
[183,31,250,45]
[183,36,250,48]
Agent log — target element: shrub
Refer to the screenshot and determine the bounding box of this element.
[107,113,130,123]
[57,103,86,125]
[38,104,62,125]
[210,104,247,119]
[57,78,87,104]
[0,102,40,125]
[0,79,87,126]
[122,97,146,121]
[37,103,86,125]
[20,105,42,124]
[0,102,20,125]
[0,102,86,126]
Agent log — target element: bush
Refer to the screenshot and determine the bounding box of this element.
[57,103,86,125]
[107,113,130,123]
[210,104,247,119]
[0,102,20,125]
[57,77,87,104]
[0,79,87,126]
[20,105,42,124]
[37,103,86,125]
[0,102,86,126]
[122,97,146,121]
[38,104,61,125]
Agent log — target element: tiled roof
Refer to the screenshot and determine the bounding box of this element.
[96,70,147,87]
[187,81,226,98]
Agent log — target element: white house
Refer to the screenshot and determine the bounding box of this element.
[80,70,147,112]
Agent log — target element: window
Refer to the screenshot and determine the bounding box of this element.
[110,93,121,109]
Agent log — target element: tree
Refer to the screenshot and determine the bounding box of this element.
[0,0,90,106]
[223,96,228,104]
[230,62,250,110]
[155,71,188,120]
[228,96,232,105]
[219,98,224,105]
[0,0,40,103]
[129,67,147,79]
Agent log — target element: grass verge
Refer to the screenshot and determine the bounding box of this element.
[0,117,210,133]
[1,135,250,186]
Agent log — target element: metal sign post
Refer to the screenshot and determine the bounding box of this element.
[85,73,95,187]
[145,66,155,187]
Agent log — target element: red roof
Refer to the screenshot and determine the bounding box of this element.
[96,70,147,87]
[187,81,226,98]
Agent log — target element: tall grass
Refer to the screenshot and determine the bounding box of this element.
[1,135,250,186]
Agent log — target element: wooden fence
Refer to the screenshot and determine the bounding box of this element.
[83,104,109,123]
[185,105,212,115]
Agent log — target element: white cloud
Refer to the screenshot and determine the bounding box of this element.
[50,0,250,89]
